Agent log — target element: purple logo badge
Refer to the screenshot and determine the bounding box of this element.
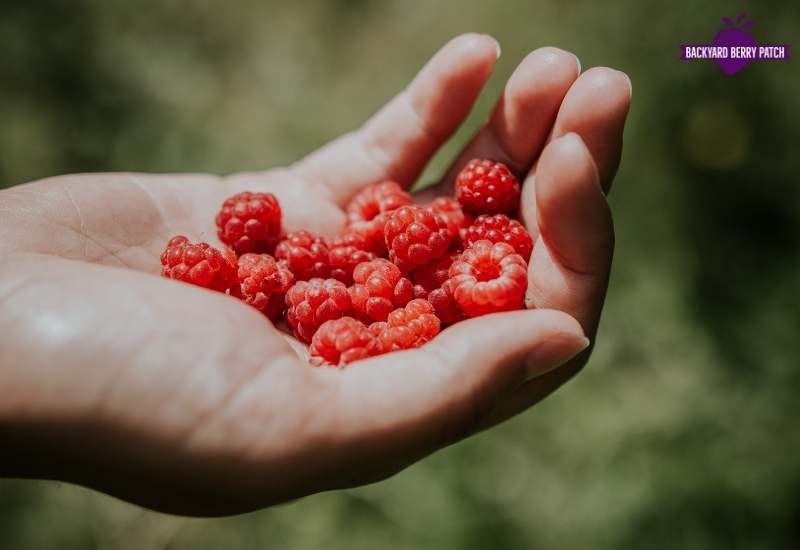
[680,13,791,75]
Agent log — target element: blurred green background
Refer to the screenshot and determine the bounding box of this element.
[1,1,799,548]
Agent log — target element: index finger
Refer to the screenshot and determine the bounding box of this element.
[293,34,500,205]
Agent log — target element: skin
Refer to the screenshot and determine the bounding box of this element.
[0,34,630,516]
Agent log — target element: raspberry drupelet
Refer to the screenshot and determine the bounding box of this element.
[384,205,452,272]
[346,181,412,255]
[327,233,376,284]
[160,235,237,292]
[234,253,294,321]
[463,214,533,260]
[310,317,374,367]
[369,298,441,353]
[275,230,331,280]
[455,159,521,216]
[348,258,414,322]
[286,278,353,343]
[425,197,473,243]
[445,239,528,316]
[216,191,282,254]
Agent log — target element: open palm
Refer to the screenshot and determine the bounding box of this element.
[0,34,630,516]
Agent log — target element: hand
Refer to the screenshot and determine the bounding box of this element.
[0,34,630,516]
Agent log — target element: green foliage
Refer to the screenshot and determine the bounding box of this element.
[2,0,798,548]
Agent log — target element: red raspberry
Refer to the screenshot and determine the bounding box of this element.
[463,214,533,260]
[275,230,331,280]
[384,205,452,272]
[328,233,376,284]
[426,197,473,242]
[286,278,352,343]
[310,317,374,367]
[160,235,237,292]
[427,285,466,325]
[455,159,521,216]
[346,181,412,255]
[348,258,414,322]
[410,252,457,294]
[413,284,430,300]
[410,253,465,324]
[445,240,528,316]
[369,299,441,353]
[234,253,294,320]
[216,191,282,254]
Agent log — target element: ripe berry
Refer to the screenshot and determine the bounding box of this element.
[275,230,331,280]
[384,205,452,272]
[463,214,533,260]
[410,252,457,294]
[427,285,466,325]
[455,159,521,216]
[328,233,375,284]
[348,258,414,322]
[216,191,282,254]
[160,235,237,292]
[310,317,374,367]
[370,299,441,353]
[410,253,464,324]
[234,253,294,320]
[426,197,473,242]
[286,278,353,343]
[346,181,412,255]
[412,284,428,299]
[445,240,528,316]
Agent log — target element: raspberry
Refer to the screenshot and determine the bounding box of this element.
[346,181,412,255]
[275,230,331,280]
[216,191,282,254]
[427,285,466,325]
[370,299,441,353]
[426,197,473,242]
[160,235,237,292]
[413,284,429,300]
[328,233,375,284]
[410,253,465,324]
[410,252,457,294]
[348,213,389,257]
[286,278,352,343]
[234,253,294,320]
[445,240,528,316]
[348,258,414,322]
[384,205,451,272]
[455,159,521,216]
[310,317,374,367]
[463,214,533,260]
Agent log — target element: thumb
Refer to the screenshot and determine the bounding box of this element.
[327,309,588,473]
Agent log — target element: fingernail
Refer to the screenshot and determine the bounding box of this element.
[523,335,590,381]
[621,71,632,99]
[486,35,501,59]
[571,53,582,74]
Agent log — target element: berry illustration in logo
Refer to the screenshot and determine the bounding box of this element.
[711,13,756,75]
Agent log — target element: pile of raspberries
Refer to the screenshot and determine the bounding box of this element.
[160,159,532,367]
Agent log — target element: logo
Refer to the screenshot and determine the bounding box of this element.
[680,13,791,75]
